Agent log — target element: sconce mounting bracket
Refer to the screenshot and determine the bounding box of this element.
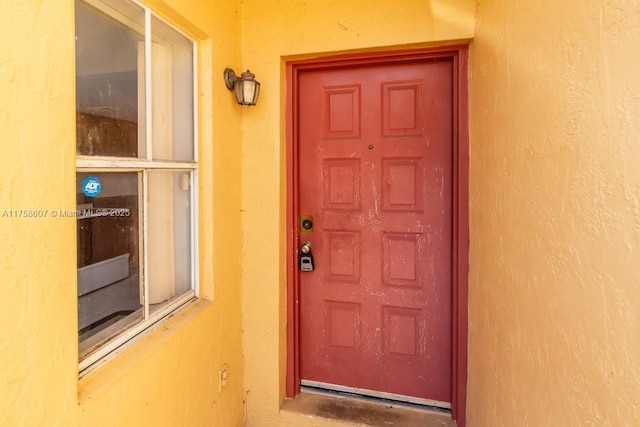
[224,68,237,90]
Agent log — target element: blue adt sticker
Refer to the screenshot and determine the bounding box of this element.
[82,176,102,198]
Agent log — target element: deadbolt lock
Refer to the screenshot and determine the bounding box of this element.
[299,215,314,233]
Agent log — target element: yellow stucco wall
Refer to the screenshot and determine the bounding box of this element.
[0,0,245,425]
[468,0,640,425]
[4,0,638,425]
[239,1,475,425]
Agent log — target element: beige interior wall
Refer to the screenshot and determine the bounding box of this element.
[468,0,640,425]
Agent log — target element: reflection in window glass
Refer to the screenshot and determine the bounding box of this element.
[147,170,193,313]
[151,16,195,161]
[76,172,142,356]
[75,0,145,157]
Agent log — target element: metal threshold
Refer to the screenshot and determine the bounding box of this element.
[301,379,452,410]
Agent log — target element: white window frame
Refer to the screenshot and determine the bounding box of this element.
[76,0,199,374]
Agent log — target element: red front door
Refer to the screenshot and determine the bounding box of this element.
[298,59,454,405]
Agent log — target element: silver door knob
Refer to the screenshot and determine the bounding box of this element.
[300,241,312,254]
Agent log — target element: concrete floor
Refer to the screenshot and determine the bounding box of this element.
[281,390,457,427]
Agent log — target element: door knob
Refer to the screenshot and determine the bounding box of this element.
[300,241,312,254]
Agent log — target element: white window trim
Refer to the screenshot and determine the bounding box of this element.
[76,0,199,375]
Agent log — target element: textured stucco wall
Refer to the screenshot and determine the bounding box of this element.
[0,1,78,424]
[468,0,640,425]
[0,0,245,425]
[239,1,475,425]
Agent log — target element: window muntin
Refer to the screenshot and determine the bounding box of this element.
[75,0,198,371]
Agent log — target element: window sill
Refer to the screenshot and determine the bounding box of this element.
[78,298,212,404]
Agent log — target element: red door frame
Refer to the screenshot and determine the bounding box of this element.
[285,45,469,426]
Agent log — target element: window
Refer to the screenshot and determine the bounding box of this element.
[75,0,198,371]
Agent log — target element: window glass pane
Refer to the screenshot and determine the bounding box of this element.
[75,0,146,158]
[150,16,194,161]
[77,172,143,355]
[147,170,193,313]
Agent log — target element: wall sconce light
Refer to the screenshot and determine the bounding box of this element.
[224,68,261,106]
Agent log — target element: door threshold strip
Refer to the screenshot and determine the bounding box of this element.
[301,379,452,410]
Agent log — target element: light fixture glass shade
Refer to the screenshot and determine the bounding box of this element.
[243,80,260,105]
[225,68,260,106]
[235,70,260,106]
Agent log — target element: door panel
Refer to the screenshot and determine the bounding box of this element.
[298,60,453,403]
